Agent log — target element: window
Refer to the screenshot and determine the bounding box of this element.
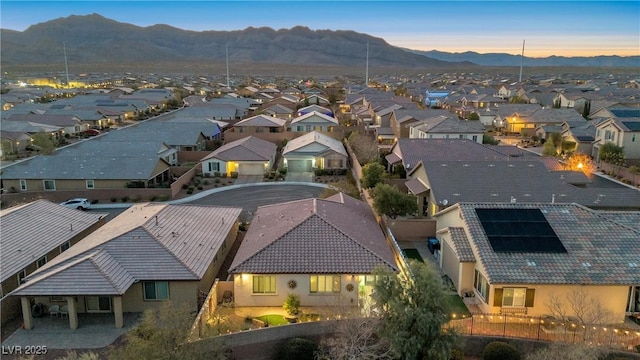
[269,127,279,133]
[143,281,169,300]
[60,241,70,252]
[474,269,488,301]
[364,275,378,286]
[86,180,95,189]
[19,180,27,191]
[459,134,464,139]
[502,288,527,307]
[252,275,276,294]
[305,125,311,132]
[310,275,341,293]
[208,162,220,172]
[472,135,478,142]
[17,270,26,284]
[43,180,56,191]
[314,126,322,131]
[37,256,47,268]
[256,127,264,133]
[296,125,304,132]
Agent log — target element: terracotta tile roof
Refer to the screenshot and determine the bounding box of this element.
[229,194,397,274]
[0,200,107,283]
[446,227,476,262]
[12,203,241,296]
[453,202,640,285]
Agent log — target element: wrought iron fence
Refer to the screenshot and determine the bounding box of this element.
[446,313,640,352]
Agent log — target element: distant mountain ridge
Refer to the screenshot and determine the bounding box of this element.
[405,49,639,67]
[1,14,634,69]
[0,14,463,68]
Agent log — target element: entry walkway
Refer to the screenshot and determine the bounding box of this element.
[1,313,141,349]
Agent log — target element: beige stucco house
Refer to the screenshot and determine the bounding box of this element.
[592,117,640,160]
[200,136,277,176]
[11,203,241,330]
[228,193,398,309]
[433,202,640,324]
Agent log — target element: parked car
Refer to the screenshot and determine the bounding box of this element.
[85,129,101,136]
[60,198,91,210]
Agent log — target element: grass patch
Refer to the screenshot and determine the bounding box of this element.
[402,248,424,263]
[445,295,471,318]
[299,313,321,322]
[255,314,288,326]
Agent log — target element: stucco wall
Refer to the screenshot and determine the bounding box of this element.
[233,274,359,308]
[122,281,199,313]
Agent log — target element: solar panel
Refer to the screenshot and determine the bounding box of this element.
[475,208,566,253]
[610,109,640,118]
[621,121,640,131]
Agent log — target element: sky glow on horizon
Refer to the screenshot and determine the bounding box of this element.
[1,1,639,57]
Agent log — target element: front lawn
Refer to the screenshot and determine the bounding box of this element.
[445,295,471,318]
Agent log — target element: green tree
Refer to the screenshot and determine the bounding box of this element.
[467,112,480,120]
[482,134,500,145]
[373,261,458,360]
[361,162,387,189]
[108,302,226,360]
[31,131,56,155]
[542,133,562,156]
[598,142,625,166]
[371,183,417,219]
[581,101,591,119]
[482,341,520,360]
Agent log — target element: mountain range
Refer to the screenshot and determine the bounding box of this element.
[1,14,636,69]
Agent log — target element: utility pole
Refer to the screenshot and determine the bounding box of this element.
[63,42,70,87]
[226,43,230,88]
[518,40,525,83]
[365,41,369,87]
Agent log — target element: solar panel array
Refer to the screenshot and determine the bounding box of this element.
[475,208,567,253]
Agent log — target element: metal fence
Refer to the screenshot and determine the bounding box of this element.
[447,313,640,352]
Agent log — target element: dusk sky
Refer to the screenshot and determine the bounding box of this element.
[2,1,639,58]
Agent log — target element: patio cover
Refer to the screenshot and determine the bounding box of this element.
[405,178,429,195]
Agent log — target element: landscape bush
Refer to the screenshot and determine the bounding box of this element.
[482,341,520,360]
[121,196,129,203]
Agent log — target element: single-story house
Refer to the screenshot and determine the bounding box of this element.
[282,131,348,173]
[290,111,339,133]
[226,114,286,135]
[0,200,107,324]
[408,115,484,143]
[228,193,398,308]
[297,104,332,116]
[434,202,640,323]
[201,136,277,176]
[11,203,242,329]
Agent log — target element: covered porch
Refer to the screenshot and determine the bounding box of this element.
[19,295,126,330]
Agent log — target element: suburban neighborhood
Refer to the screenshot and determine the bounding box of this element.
[2,32,640,359]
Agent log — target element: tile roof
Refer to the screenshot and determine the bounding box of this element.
[405,178,429,194]
[596,211,640,231]
[201,136,276,162]
[452,202,640,285]
[12,203,241,296]
[0,200,107,283]
[234,114,286,127]
[283,131,347,156]
[291,111,338,125]
[410,115,485,133]
[420,161,640,209]
[229,194,397,274]
[446,227,475,262]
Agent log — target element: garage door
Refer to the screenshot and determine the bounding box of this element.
[238,163,264,175]
[288,159,312,173]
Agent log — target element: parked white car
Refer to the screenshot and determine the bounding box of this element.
[59,198,91,210]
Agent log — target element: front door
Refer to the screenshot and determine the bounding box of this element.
[86,296,111,312]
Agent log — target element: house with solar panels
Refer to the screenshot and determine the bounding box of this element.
[433,202,640,323]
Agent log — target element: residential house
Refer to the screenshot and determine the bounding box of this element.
[490,104,542,133]
[0,130,31,158]
[593,117,640,160]
[226,115,286,136]
[201,136,277,176]
[12,203,241,330]
[302,94,330,107]
[290,111,339,133]
[261,104,295,120]
[388,138,640,217]
[297,104,333,117]
[228,193,398,308]
[390,109,451,139]
[0,200,106,324]
[7,113,88,138]
[559,120,599,155]
[282,131,348,173]
[408,115,484,143]
[434,202,640,322]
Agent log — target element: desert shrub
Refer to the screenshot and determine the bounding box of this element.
[230,172,238,178]
[110,197,117,203]
[182,184,188,189]
[91,199,99,204]
[203,180,209,185]
[482,341,520,360]
[186,190,193,194]
[121,196,129,203]
[149,195,157,201]
[197,186,203,190]
[157,195,169,201]
[273,337,317,360]
[214,178,220,183]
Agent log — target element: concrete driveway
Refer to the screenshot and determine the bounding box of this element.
[234,175,263,184]
[285,172,313,182]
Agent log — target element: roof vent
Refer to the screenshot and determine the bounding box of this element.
[629,262,638,268]
[582,262,591,268]
[527,260,536,266]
